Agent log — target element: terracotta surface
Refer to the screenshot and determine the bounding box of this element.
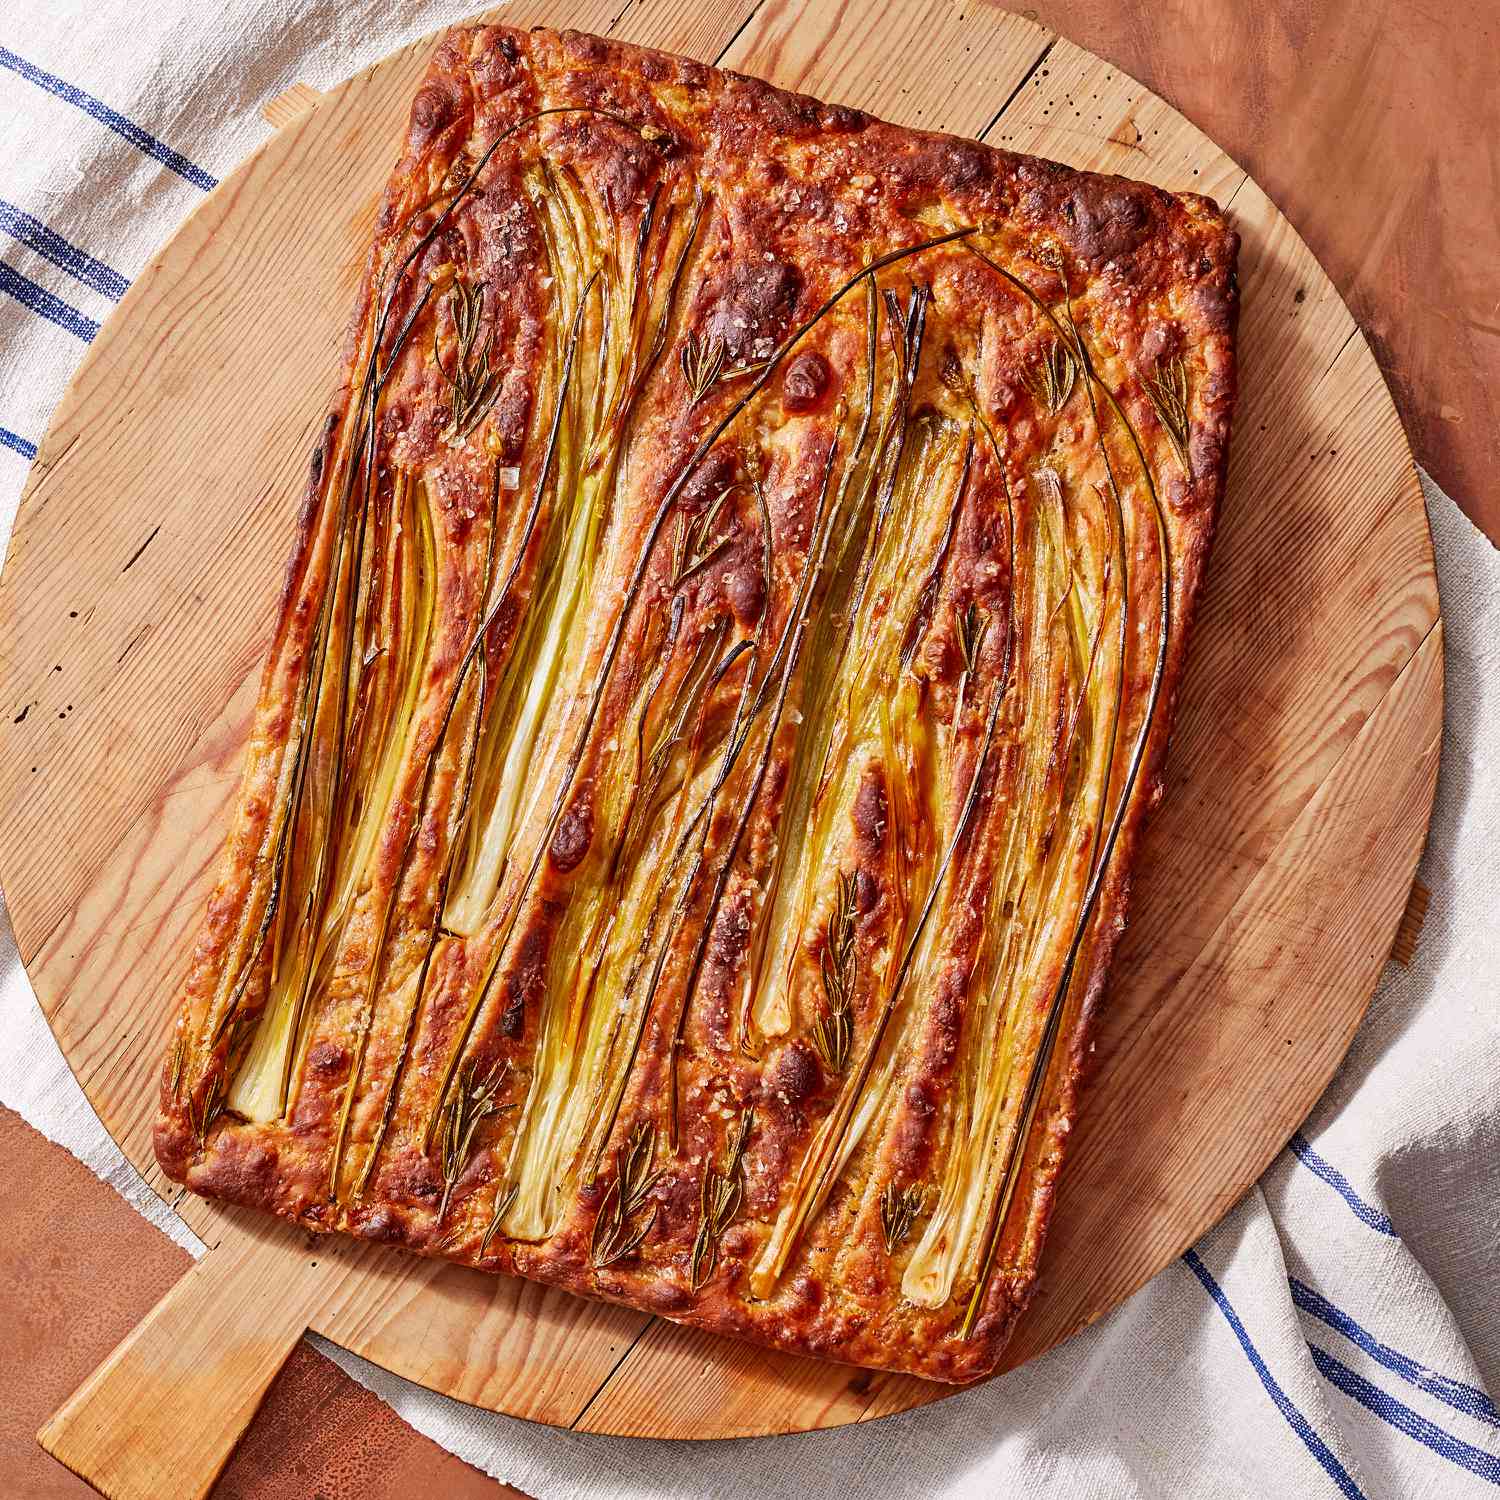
[1031,0,1499,546]
[8,3,1491,1495]
[0,1107,520,1497]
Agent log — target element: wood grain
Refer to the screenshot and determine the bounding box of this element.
[2,0,1439,1462]
[260,84,322,131]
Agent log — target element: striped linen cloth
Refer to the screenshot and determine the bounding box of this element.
[2,6,1497,1496]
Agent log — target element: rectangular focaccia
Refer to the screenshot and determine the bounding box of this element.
[155,23,1238,1383]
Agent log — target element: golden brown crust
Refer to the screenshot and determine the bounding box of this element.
[154,24,1238,1384]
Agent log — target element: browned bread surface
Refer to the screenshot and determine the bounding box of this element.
[155,23,1237,1383]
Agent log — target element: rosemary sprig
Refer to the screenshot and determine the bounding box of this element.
[1143,353,1191,475]
[607,601,711,877]
[478,1181,519,1260]
[188,1079,221,1145]
[192,1006,257,1144]
[671,484,736,586]
[439,279,502,440]
[810,870,858,1074]
[953,601,989,731]
[591,1121,663,1268]
[1022,339,1077,414]
[680,329,727,404]
[879,1180,927,1255]
[957,602,987,675]
[679,327,775,402]
[168,1032,187,1100]
[690,1108,754,1291]
[435,1059,512,1228]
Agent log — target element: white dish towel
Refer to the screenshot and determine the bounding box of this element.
[1,6,1496,1496]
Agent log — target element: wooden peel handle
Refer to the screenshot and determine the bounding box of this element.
[38,1217,337,1500]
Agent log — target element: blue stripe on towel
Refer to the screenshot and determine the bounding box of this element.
[1288,1132,1399,1237]
[1,425,38,460]
[0,45,217,191]
[1183,1249,1368,1499]
[1292,1279,1500,1431]
[1312,1345,1500,1487]
[0,199,129,300]
[0,261,98,341]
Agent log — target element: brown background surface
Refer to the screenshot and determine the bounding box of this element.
[5,1,1494,1496]
[1043,0,1498,547]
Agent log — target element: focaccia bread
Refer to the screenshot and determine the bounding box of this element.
[155,23,1238,1384]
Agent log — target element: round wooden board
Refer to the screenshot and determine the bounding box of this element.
[0,0,1441,1443]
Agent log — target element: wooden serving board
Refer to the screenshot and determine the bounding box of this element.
[0,1,1441,1494]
